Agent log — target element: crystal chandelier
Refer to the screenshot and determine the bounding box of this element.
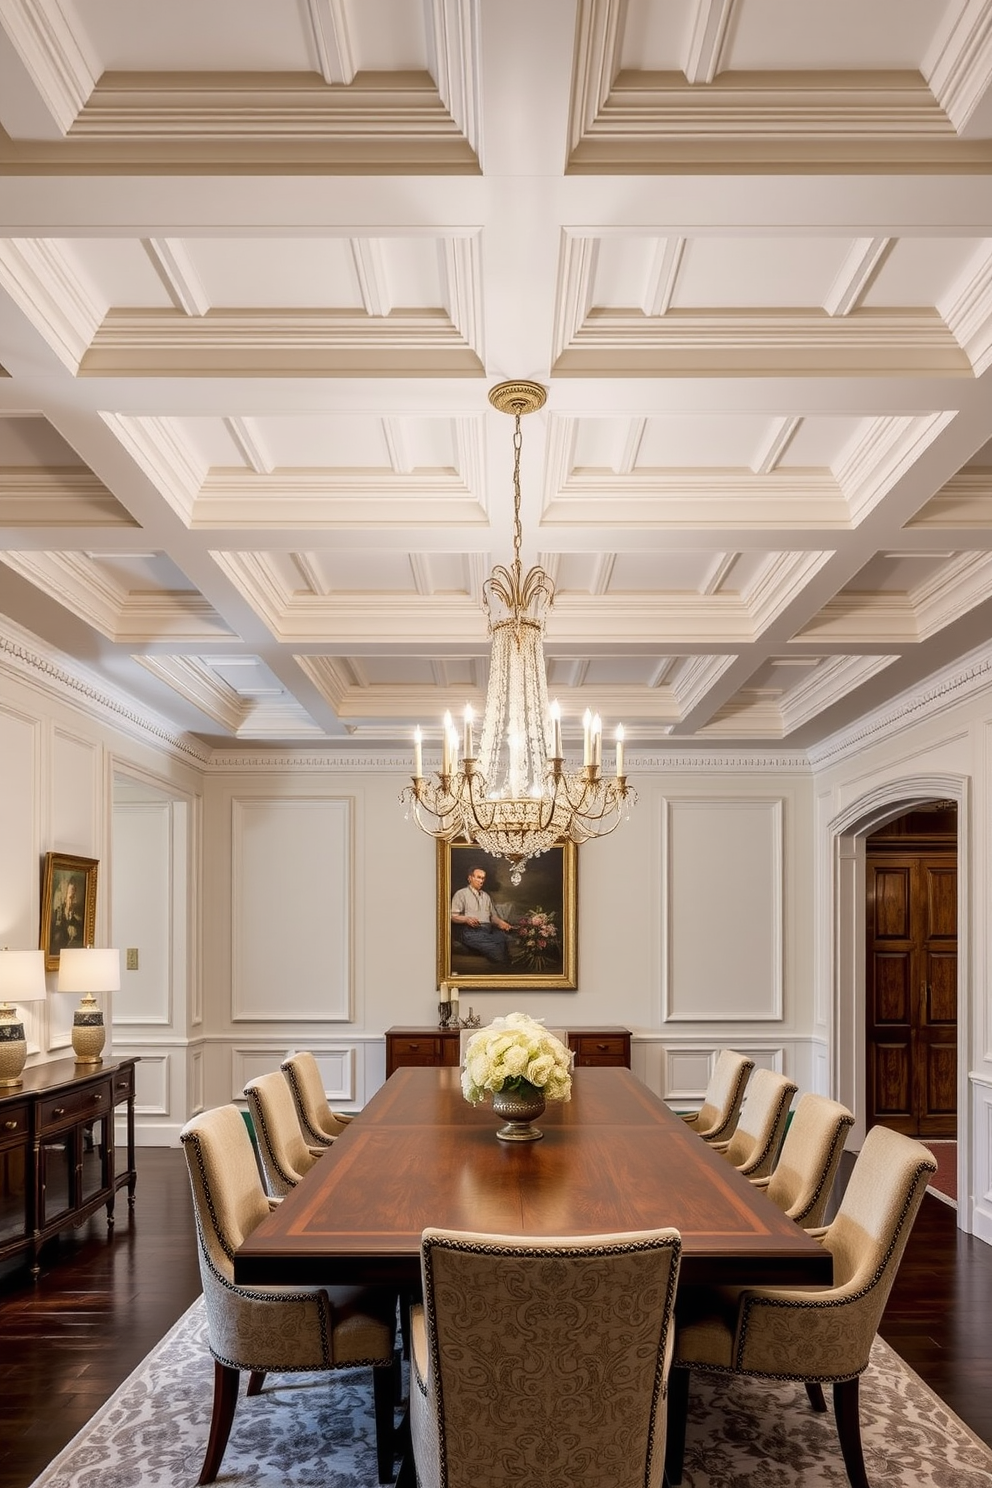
[401,379,635,884]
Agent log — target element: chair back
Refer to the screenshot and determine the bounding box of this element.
[414,1227,681,1488]
[764,1092,854,1227]
[719,1068,797,1178]
[244,1070,322,1197]
[281,1051,348,1145]
[693,1049,755,1141]
[825,1125,937,1303]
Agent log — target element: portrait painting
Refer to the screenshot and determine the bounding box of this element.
[40,852,98,971]
[437,840,577,991]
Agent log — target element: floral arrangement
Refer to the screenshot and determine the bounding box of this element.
[510,906,560,971]
[461,1012,572,1105]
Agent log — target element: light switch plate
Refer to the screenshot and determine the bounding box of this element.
[126,947,139,970]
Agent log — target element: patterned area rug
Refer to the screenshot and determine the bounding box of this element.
[925,1139,958,1206]
[28,1296,992,1488]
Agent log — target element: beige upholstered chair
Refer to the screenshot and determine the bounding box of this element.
[710,1068,798,1179]
[281,1050,354,1147]
[750,1092,855,1228]
[679,1049,755,1143]
[667,1124,936,1488]
[410,1227,682,1488]
[244,1070,324,1197]
[179,1105,398,1485]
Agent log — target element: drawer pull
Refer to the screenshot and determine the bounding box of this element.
[3,1119,19,1131]
[53,1106,65,1117]
[116,1080,129,1090]
[91,1093,103,1103]
[407,1043,420,1051]
[596,1043,609,1051]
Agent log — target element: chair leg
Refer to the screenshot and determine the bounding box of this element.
[805,1380,828,1412]
[665,1366,690,1486]
[198,1361,241,1485]
[372,1361,395,1484]
[833,1376,870,1488]
[246,1369,266,1397]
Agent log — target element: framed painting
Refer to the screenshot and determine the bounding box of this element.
[437,841,577,991]
[40,852,98,971]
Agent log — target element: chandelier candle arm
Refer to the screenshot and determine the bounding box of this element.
[400,379,636,883]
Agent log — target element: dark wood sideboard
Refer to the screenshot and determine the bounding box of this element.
[385,1026,631,1078]
[0,1055,138,1276]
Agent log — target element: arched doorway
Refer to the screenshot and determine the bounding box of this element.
[826,773,970,1232]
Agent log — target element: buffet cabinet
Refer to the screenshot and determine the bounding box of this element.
[0,1056,138,1276]
[385,1026,631,1078]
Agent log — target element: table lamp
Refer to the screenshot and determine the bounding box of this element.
[0,947,47,1087]
[57,946,120,1063]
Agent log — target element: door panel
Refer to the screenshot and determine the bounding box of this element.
[866,848,957,1139]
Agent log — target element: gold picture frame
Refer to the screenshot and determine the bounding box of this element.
[437,840,577,991]
[40,852,98,971]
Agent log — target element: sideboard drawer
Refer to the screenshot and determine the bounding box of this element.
[569,1033,631,1067]
[391,1037,443,1066]
[38,1077,111,1134]
[0,1101,29,1149]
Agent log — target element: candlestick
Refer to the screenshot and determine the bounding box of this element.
[463,703,474,760]
[615,723,624,777]
[550,698,563,757]
[413,725,423,778]
[592,713,602,768]
[582,708,592,766]
[442,710,453,774]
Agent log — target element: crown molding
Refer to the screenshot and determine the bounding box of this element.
[0,615,210,764]
[837,412,956,522]
[908,469,992,527]
[426,0,481,157]
[924,0,992,132]
[0,467,134,526]
[201,745,812,773]
[779,653,898,734]
[304,0,355,86]
[99,413,205,527]
[808,639,992,769]
[0,0,96,135]
[941,243,992,375]
[0,71,481,174]
[0,237,101,372]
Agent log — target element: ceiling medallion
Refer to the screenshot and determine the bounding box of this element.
[401,380,636,884]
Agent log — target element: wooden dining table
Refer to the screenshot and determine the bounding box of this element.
[235,1065,832,1289]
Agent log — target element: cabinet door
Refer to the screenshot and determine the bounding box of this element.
[0,1103,30,1253]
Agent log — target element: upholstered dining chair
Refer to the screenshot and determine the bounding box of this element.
[281,1050,354,1147]
[666,1124,936,1488]
[409,1226,682,1488]
[750,1092,855,1228]
[709,1068,798,1179]
[179,1105,398,1485]
[244,1070,324,1197]
[679,1049,755,1143]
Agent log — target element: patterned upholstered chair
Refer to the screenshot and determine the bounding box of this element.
[281,1050,354,1147]
[410,1227,682,1488]
[709,1068,798,1179]
[179,1105,398,1485]
[749,1092,855,1228]
[244,1070,324,1198]
[666,1125,936,1488]
[679,1049,755,1143]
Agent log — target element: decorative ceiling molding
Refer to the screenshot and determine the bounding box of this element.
[908,469,992,526]
[78,307,486,378]
[100,414,206,527]
[552,306,970,378]
[0,72,481,173]
[201,746,813,772]
[924,0,992,132]
[822,237,892,316]
[797,551,992,643]
[426,0,481,156]
[0,468,135,526]
[684,0,736,86]
[778,653,899,733]
[0,0,96,135]
[940,243,992,375]
[835,412,957,521]
[567,2,992,172]
[0,551,233,642]
[0,236,101,371]
[0,616,210,763]
[134,655,247,733]
[304,0,355,87]
[142,238,211,317]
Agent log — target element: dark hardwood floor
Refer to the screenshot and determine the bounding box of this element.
[0,1149,990,1488]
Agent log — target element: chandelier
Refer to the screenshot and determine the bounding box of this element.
[401,379,635,884]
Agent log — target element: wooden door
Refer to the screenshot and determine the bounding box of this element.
[866,850,957,1138]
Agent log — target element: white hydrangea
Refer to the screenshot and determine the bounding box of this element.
[461,1013,572,1105]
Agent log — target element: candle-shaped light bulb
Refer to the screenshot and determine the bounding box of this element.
[550,698,563,758]
[592,713,602,768]
[615,723,625,778]
[463,703,474,760]
[583,707,593,766]
[448,724,460,773]
[413,725,423,778]
[442,711,453,774]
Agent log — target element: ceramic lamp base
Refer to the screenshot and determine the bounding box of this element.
[72,1002,105,1063]
[0,1006,27,1087]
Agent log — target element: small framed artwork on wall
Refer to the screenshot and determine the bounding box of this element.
[40,852,98,971]
[436,840,577,991]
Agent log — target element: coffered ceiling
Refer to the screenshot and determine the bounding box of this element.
[3,0,992,755]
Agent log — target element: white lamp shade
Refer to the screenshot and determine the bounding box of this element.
[0,948,47,1002]
[57,947,121,994]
